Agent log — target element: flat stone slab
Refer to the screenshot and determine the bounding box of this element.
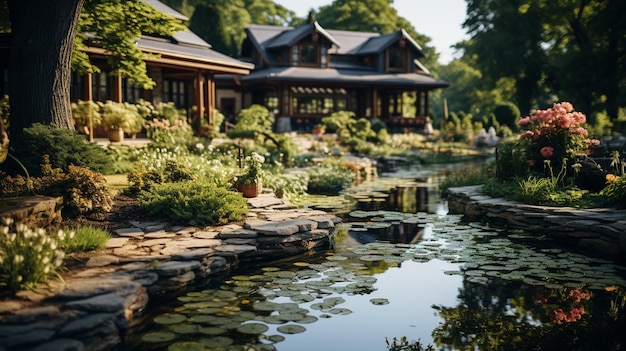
[171,248,214,260]
[154,261,201,277]
[144,231,177,239]
[86,255,120,267]
[115,228,144,238]
[65,293,126,312]
[245,219,318,235]
[105,237,129,248]
[167,238,221,249]
[193,230,219,239]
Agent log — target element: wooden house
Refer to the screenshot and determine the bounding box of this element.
[217,21,449,132]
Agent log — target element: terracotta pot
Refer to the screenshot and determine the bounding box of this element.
[235,180,262,198]
[107,129,124,142]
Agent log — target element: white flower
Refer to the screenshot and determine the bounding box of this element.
[1,217,13,226]
[195,143,205,150]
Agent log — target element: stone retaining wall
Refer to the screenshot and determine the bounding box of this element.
[447,185,626,260]
[0,193,341,351]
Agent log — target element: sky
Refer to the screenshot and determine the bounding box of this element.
[273,0,469,64]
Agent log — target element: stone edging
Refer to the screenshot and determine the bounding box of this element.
[447,185,626,259]
[0,193,341,351]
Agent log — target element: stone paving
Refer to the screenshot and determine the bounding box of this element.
[0,192,341,351]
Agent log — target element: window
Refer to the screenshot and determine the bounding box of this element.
[122,78,146,103]
[291,87,348,116]
[163,79,188,108]
[264,92,279,116]
[388,48,404,72]
[300,44,317,65]
[70,71,84,101]
[91,71,112,101]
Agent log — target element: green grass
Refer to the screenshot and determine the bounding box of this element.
[59,225,111,253]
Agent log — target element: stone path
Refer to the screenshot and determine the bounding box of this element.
[0,192,341,351]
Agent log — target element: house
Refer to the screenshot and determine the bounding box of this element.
[216,21,449,132]
[0,0,254,134]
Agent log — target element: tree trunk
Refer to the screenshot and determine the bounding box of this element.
[7,0,84,141]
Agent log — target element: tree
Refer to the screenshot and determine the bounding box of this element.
[2,0,183,146]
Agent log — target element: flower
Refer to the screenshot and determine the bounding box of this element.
[540,146,554,158]
[235,152,265,185]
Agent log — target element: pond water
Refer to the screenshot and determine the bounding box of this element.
[124,163,626,351]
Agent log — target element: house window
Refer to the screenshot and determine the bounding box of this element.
[300,44,317,65]
[91,71,112,101]
[291,87,348,116]
[264,92,279,116]
[388,48,404,72]
[70,71,84,101]
[321,46,327,68]
[163,79,188,109]
[122,78,146,103]
[291,46,299,67]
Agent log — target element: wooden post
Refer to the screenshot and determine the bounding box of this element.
[85,74,93,142]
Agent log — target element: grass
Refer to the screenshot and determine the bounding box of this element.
[104,173,129,196]
[59,225,111,253]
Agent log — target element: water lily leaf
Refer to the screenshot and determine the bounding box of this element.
[169,324,199,334]
[237,322,269,334]
[277,324,307,334]
[294,261,310,267]
[290,294,315,303]
[370,298,390,305]
[154,313,187,325]
[199,336,233,348]
[167,341,205,351]
[253,301,279,312]
[198,326,226,335]
[264,334,286,343]
[142,331,176,343]
[328,308,352,315]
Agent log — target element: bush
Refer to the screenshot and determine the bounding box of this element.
[0,218,66,293]
[307,159,355,195]
[227,104,274,138]
[59,225,110,253]
[493,101,521,131]
[600,175,626,209]
[1,155,112,218]
[139,180,248,226]
[9,123,114,176]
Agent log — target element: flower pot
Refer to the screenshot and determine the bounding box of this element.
[107,128,124,142]
[235,180,262,198]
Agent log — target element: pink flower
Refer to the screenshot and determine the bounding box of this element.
[540,146,554,158]
[526,160,535,167]
[520,130,535,139]
[518,117,531,126]
[589,139,600,146]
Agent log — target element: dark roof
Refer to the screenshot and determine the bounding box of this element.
[266,22,339,49]
[354,29,424,57]
[240,67,449,89]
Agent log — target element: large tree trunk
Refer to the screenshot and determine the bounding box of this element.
[7,0,84,142]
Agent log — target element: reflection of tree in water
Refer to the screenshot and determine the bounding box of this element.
[432,276,626,350]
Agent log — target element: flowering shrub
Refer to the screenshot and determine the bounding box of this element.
[518,102,599,171]
[145,117,193,148]
[0,218,68,293]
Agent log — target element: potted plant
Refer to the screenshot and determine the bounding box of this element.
[234,152,265,197]
[100,100,140,142]
[71,100,102,138]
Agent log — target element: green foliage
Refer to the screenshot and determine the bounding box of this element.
[228,104,275,137]
[0,95,10,129]
[0,219,66,293]
[1,155,112,218]
[234,152,265,185]
[75,0,186,89]
[71,99,102,126]
[439,162,495,195]
[600,175,626,209]
[321,111,355,133]
[306,159,356,195]
[493,102,521,131]
[100,100,143,133]
[10,123,113,176]
[145,118,194,149]
[386,336,434,351]
[126,158,196,195]
[139,180,248,226]
[58,225,110,253]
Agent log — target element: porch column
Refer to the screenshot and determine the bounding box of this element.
[85,74,93,142]
[207,74,215,125]
[424,90,429,117]
[195,71,204,131]
[372,89,378,119]
[415,90,422,117]
[113,76,122,103]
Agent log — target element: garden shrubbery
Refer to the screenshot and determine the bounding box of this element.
[138,179,248,226]
[306,158,356,195]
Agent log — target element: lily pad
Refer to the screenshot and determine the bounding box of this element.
[200,336,233,348]
[237,322,269,334]
[154,313,187,325]
[167,341,204,351]
[370,298,390,305]
[277,324,307,334]
[141,331,176,343]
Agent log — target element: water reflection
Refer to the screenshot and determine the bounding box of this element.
[126,210,626,351]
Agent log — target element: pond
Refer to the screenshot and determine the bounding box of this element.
[123,163,626,351]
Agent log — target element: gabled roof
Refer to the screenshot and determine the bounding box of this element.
[266,22,339,49]
[142,0,188,21]
[354,29,424,57]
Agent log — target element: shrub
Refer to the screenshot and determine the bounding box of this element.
[59,225,110,253]
[227,104,274,138]
[307,159,355,195]
[145,118,194,149]
[600,174,626,209]
[0,218,66,293]
[10,123,113,176]
[1,156,112,218]
[493,101,521,131]
[139,180,248,226]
